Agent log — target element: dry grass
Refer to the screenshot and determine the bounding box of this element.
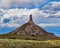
[0,39,60,48]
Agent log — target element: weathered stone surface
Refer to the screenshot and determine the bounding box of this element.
[9,14,59,39]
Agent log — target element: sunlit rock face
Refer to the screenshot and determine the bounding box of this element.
[10,14,47,35]
[9,14,59,40]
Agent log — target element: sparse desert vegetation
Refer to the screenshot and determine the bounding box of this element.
[0,39,60,48]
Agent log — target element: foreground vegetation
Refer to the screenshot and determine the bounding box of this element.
[0,34,60,40]
[0,39,60,48]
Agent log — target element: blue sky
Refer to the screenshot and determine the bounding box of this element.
[0,0,60,36]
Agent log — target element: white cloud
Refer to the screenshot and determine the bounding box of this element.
[0,0,48,9]
[0,8,60,28]
[0,23,20,27]
[38,24,60,27]
[43,1,60,11]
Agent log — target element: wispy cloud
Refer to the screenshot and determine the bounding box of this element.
[38,24,60,27]
[43,1,60,11]
[0,8,60,28]
[0,0,49,9]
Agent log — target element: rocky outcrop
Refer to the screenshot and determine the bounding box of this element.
[9,14,59,40]
[10,14,47,35]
